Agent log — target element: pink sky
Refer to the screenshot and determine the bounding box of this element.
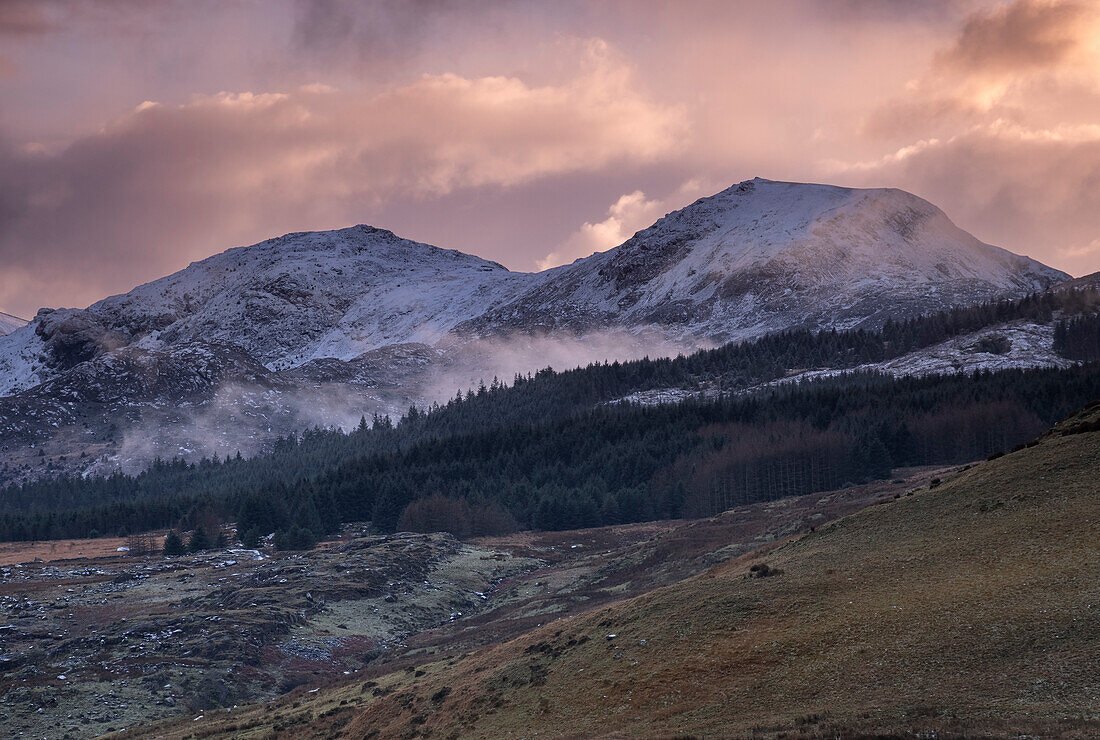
[1,0,1099,318]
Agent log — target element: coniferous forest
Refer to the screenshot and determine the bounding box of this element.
[1,286,1099,543]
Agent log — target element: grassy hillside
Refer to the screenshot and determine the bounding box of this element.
[125,405,1100,739]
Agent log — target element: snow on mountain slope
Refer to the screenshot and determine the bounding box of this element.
[0,178,1076,481]
[0,226,541,396]
[0,311,27,336]
[459,178,1068,341]
[98,225,538,366]
[0,323,51,397]
[613,320,1072,408]
[0,179,1068,399]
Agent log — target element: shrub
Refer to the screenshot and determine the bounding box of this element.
[240,527,263,549]
[126,532,156,556]
[274,526,317,551]
[398,494,472,537]
[398,495,520,539]
[187,526,213,553]
[278,672,313,693]
[162,530,186,556]
[976,334,1012,355]
[469,502,520,538]
[749,562,782,578]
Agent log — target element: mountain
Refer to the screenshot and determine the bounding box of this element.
[0,311,27,337]
[1057,269,1100,292]
[0,180,1067,395]
[459,178,1067,341]
[0,179,1072,479]
[0,226,534,396]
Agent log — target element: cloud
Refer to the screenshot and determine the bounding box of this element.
[0,40,685,315]
[290,0,514,66]
[536,179,713,270]
[0,1,56,36]
[864,1,1100,139]
[830,126,1100,276]
[361,41,685,192]
[823,0,1100,278]
[0,54,17,79]
[935,0,1085,74]
[3,0,1100,318]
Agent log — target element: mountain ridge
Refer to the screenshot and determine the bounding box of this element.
[0,178,1075,481]
[0,178,1067,397]
[0,310,28,337]
[457,178,1067,341]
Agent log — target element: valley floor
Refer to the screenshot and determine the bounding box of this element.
[0,469,941,738]
[113,407,1100,739]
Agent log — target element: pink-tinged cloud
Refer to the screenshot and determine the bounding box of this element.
[537,179,718,270]
[830,128,1100,277]
[0,41,685,316]
[936,0,1086,73]
[1,0,1099,319]
[832,1,1100,275]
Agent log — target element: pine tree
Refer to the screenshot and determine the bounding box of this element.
[187,526,212,553]
[240,527,262,549]
[274,526,316,551]
[163,530,186,556]
[371,484,404,532]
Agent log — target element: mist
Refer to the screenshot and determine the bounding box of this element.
[100,329,710,474]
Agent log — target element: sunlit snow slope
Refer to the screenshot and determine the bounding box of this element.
[460,178,1067,341]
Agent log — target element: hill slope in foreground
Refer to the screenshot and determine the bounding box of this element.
[129,404,1100,739]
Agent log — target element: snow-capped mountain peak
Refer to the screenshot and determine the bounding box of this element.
[0,178,1077,482]
[7,225,538,387]
[457,178,1067,341]
[0,179,1070,408]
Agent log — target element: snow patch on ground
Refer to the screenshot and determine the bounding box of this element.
[613,321,1070,407]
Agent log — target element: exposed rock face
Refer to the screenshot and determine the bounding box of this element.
[34,309,129,370]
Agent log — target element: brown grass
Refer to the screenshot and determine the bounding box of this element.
[119,428,1100,738]
[0,533,167,566]
[346,429,1100,738]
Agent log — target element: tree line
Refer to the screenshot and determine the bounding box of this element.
[5,284,1097,521]
[1,363,1097,542]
